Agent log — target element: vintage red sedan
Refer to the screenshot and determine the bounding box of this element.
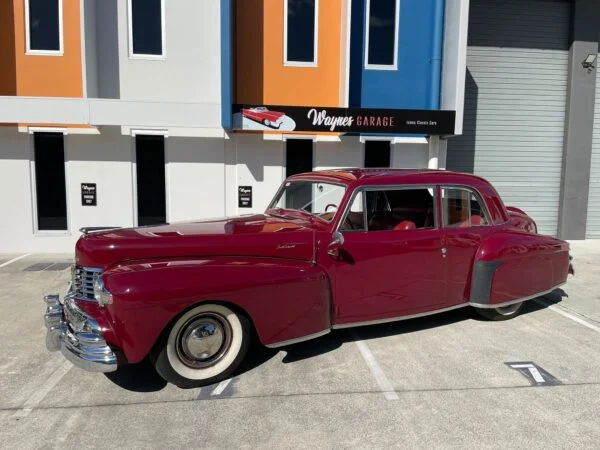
[43,169,574,388]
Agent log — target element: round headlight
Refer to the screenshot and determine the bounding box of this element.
[94,276,113,307]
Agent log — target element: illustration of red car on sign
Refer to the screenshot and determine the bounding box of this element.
[242,107,286,129]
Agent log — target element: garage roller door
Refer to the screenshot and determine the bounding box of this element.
[586,56,600,238]
[447,0,570,236]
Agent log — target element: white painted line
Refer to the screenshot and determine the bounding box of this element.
[0,358,18,373]
[529,366,545,383]
[0,253,31,268]
[350,330,399,400]
[211,378,232,396]
[11,360,72,420]
[535,299,600,334]
[509,364,546,383]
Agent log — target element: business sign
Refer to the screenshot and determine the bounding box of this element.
[232,104,456,135]
[81,183,97,206]
[238,186,253,208]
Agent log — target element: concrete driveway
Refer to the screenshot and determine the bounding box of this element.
[0,242,599,449]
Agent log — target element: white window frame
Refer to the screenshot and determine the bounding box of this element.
[24,0,64,56]
[283,0,319,67]
[364,0,400,70]
[127,0,167,60]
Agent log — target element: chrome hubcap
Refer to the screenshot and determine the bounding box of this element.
[176,314,232,369]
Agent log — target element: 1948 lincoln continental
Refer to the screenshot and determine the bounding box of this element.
[43,169,574,388]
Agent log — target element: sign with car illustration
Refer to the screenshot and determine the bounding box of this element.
[232,104,456,134]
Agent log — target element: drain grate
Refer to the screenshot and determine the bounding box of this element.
[24,262,72,272]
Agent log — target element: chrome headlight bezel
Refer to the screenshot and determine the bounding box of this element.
[93,276,113,307]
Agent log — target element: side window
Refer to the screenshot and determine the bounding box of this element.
[341,192,366,232]
[365,188,436,232]
[442,188,490,228]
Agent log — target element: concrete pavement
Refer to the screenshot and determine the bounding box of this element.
[0,243,599,449]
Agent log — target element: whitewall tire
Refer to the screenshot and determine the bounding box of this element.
[475,302,524,321]
[151,303,250,388]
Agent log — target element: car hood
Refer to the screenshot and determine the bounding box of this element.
[75,215,317,269]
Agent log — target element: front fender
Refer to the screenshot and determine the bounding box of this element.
[101,257,331,363]
[469,231,570,307]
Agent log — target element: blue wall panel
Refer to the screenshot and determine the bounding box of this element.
[350,0,445,112]
[220,0,233,129]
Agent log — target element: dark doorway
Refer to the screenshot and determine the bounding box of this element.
[286,139,313,177]
[285,139,313,211]
[136,135,166,226]
[364,140,391,168]
[34,133,68,231]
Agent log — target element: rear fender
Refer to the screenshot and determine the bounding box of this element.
[101,257,331,363]
[469,231,570,308]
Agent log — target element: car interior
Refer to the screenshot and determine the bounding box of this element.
[342,188,436,231]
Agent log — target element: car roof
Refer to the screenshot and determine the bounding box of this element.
[288,168,491,188]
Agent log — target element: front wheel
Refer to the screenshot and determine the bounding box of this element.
[151,303,250,388]
[475,302,524,321]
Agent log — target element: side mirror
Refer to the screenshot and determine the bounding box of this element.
[327,231,344,258]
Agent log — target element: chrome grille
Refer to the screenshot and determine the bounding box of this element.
[71,265,101,301]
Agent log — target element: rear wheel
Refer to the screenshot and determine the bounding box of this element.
[151,303,250,388]
[475,302,524,321]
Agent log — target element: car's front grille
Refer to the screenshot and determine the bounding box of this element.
[71,265,101,301]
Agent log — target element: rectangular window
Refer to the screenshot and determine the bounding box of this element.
[136,135,167,226]
[34,133,68,231]
[26,0,62,53]
[365,0,400,69]
[285,0,318,66]
[364,188,435,232]
[364,141,391,168]
[442,188,490,228]
[129,0,165,57]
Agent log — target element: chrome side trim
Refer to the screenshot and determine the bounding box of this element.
[469,282,566,309]
[332,303,470,330]
[265,329,331,348]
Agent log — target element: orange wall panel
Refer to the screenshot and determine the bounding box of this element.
[13,0,83,98]
[235,0,265,104]
[263,0,342,107]
[0,1,17,95]
[236,0,344,108]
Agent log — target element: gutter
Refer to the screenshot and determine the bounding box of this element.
[429,0,446,110]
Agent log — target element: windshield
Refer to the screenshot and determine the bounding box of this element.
[268,180,347,222]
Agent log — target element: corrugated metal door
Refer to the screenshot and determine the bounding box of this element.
[447,0,571,235]
[586,57,600,238]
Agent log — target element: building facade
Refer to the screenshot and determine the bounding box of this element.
[0,0,598,253]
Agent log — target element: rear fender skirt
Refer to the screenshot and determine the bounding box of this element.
[468,260,502,306]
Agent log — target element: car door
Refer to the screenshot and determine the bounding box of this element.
[440,186,497,305]
[332,185,448,326]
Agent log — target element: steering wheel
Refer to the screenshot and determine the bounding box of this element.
[325,204,338,212]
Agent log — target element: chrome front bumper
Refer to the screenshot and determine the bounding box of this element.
[44,294,118,373]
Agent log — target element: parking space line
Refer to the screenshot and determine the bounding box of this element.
[350,330,399,401]
[211,378,232,396]
[535,299,600,334]
[11,360,72,420]
[0,253,31,269]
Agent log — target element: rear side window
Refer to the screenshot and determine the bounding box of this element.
[442,188,490,228]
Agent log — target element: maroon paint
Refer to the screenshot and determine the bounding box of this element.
[71,169,572,364]
[333,229,447,324]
